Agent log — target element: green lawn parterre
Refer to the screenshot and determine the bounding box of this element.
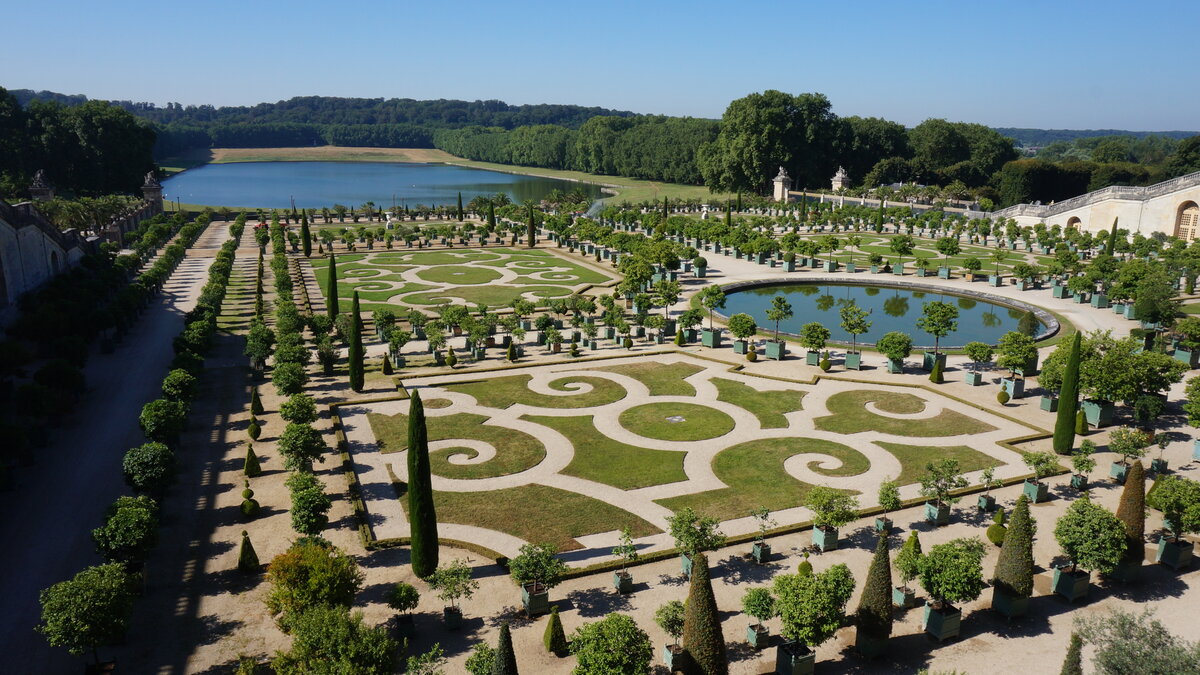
[813,390,997,437]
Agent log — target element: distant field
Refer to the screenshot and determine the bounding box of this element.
[160,146,731,205]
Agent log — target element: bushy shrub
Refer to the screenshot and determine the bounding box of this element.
[122,442,175,494]
[247,416,261,440]
[997,389,1011,405]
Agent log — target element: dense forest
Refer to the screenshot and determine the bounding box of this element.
[0,87,156,197]
[8,88,1200,208]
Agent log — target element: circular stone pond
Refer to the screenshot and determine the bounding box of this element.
[721,281,1053,347]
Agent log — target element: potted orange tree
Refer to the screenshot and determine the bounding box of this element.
[1146,475,1200,570]
[773,562,855,674]
[805,486,859,552]
[1021,451,1059,503]
[749,506,776,564]
[428,558,478,630]
[509,543,568,618]
[667,507,725,578]
[741,587,776,649]
[917,538,986,641]
[1052,494,1126,602]
[920,459,968,526]
[611,527,639,594]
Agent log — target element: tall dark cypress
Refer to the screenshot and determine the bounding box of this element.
[854,534,893,656]
[487,201,496,231]
[682,552,727,675]
[993,495,1034,600]
[1053,332,1082,454]
[725,201,732,227]
[493,621,518,675]
[800,191,807,222]
[662,196,669,220]
[407,391,439,577]
[301,213,312,257]
[456,192,464,221]
[1115,460,1146,572]
[1105,217,1119,256]
[327,254,340,318]
[526,205,535,248]
[348,291,364,392]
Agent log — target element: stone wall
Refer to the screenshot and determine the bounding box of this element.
[0,199,94,321]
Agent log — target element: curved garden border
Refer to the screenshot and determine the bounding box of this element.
[713,276,1060,349]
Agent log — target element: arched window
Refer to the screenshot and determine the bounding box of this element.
[1066,216,1082,230]
[1176,202,1200,242]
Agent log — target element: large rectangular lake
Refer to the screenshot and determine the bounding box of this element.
[161,161,604,208]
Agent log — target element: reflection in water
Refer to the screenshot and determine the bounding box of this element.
[731,283,1044,345]
[162,161,605,208]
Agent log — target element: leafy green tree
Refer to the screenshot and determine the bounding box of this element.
[766,295,794,341]
[682,552,726,675]
[917,537,986,607]
[1053,333,1082,454]
[916,301,959,355]
[407,391,439,577]
[286,471,332,536]
[895,530,923,591]
[889,235,915,268]
[741,587,776,628]
[667,507,726,558]
[920,459,968,509]
[266,538,364,629]
[37,563,135,664]
[1146,475,1200,538]
[774,562,856,649]
[428,558,478,610]
[280,393,317,425]
[993,496,1035,599]
[698,286,726,330]
[655,600,685,646]
[1075,609,1200,674]
[996,331,1037,377]
[466,642,497,675]
[277,422,328,472]
[727,312,757,344]
[161,368,197,401]
[1055,494,1127,575]
[272,361,309,396]
[805,486,859,530]
[569,613,652,675]
[839,301,871,353]
[799,321,831,356]
[92,495,158,564]
[509,542,569,593]
[271,605,397,675]
[855,534,893,651]
[348,291,364,392]
[122,441,175,494]
[139,398,189,443]
[877,331,913,362]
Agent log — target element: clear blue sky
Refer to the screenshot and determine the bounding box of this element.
[3,0,1196,130]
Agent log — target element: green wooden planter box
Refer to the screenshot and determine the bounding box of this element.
[922,351,947,371]
[701,329,722,348]
[824,261,839,272]
[765,340,786,360]
[893,263,905,275]
[1053,286,1072,299]
[965,371,982,386]
[752,541,771,564]
[925,501,950,526]
[1082,399,1115,427]
[887,358,904,374]
[992,587,1029,620]
[1073,292,1089,303]
[614,571,633,594]
[747,624,770,649]
[1052,566,1090,602]
[938,267,951,279]
[1151,458,1168,473]
[989,275,1003,286]
[1040,395,1058,411]
[1110,461,1129,483]
[1174,349,1200,368]
[845,352,862,370]
[923,604,962,641]
[1157,537,1194,570]
[733,340,748,354]
[874,516,892,533]
[806,350,821,366]
[663,644,685,669]
[978,494,996,511]
[1091,293,1109,308]
[856,632,887,659]
[813,526,839,552]
[1002,377,1025,399]
[846,263,856,273]
[522,583,550,617]
[893,586,917,608]
[1023,479,1049,503]
[680,553,693,577]
[775,641,815,675]
[916,268,929,277]
[1071,474,1088,490]
[870,265,880,273]
[443,607,463,630]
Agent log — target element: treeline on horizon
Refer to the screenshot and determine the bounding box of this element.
[5,88,1200,209]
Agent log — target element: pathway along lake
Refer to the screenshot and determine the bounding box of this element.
[161,161,605,209]
[723,282,1046,347]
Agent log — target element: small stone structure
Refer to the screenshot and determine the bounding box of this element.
[771,166,792,202]
[830,166,849,192]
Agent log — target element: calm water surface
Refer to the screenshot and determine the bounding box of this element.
[162,161,604,208]
[724,283,1045,347]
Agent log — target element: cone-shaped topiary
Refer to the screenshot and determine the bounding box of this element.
[506,342,517,362]
[407,391,439,578]
[446,348,458,368]
[675,329,684,346]
[250,387,264,415]
[247,416,261,440]
[237,530,260,573]
[1115,460,1146,568]
[493,621,518,675]
[382,353,393,375]
[1060,632,1083,675]
[854,534,893,654]
[797,552,813,577]
[1075,409,1087,435]
[993,496,1034,598]
[301,214,312,257]
[543,605,567,654]
[348,292,365,392]
[682,552,727,675]
[327,254,340,318]
[1053,333,1082,454]
[243,443,262,477]
[929,360,943,384]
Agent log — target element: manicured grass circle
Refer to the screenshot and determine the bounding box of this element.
[415,265,503,285]
[618,402,735,441]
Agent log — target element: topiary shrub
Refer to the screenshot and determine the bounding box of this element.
[997,390,1011,405]
[250,387,265,415]
[445,349,458,368]
[382,353,393,375]
[623,337,633,349]
[544,605,567,654]
[747,350,758,362]
[1075,409,1087,435]
[797,553,813,577]
[241,481,261,519]
[244,444,262,477]
[929,361,944,384]
[569,341,579,358]
[987,522,1008,546]
[506,342,517,362]
[819,357,831,371]
[238,530,260,573]
[247,416,261,440]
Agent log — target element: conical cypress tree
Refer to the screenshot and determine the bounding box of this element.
[1115,460,1146,570]
[407,391,439,577]
[526,206,535,248]
[327,254,340,318]
[725,202,732,227]
[1075,409,1087,435]
[1105,217,1119,256]
[301,213,312,257]
[663,196,669,220]
[493,621,518,675]
[506,342,517,362]
[348,292,364,392]
[929,360,943,384]
[993,495,1034,599]
[682,552,727,675]
[488,202,496,230]
[250,387,264,415]
[854,534,893,655]
[237,530,260,573]
[1053,333,1082,454]
[382,353,393,375]
[243,444,262,477]
[543,605,567,654]
[1060,632,1083,675]
[457,192,464,222]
